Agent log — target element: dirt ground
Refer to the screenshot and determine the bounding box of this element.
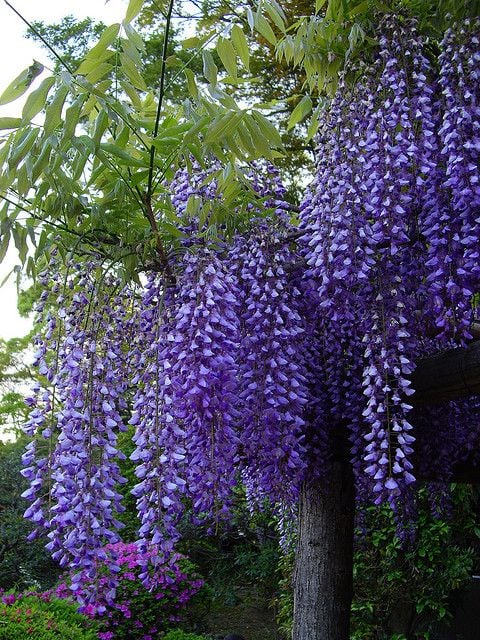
[204,587,283,640]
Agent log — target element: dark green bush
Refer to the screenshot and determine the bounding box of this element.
[0,438,60,591]
[0,594,99,639]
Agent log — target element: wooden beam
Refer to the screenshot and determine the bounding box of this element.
[412,341,480,406]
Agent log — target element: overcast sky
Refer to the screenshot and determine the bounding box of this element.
[0,0,127,339]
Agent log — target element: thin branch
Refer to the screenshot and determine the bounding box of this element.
[147,0,175,200]
[3,0,74,74]
[142,192,175,282]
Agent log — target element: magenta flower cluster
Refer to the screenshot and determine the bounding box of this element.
[54,543,203,639]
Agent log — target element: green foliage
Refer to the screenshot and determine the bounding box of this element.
[351,488,476,639]
[0,438,60,591]
[276,487,478,639]
[163,631,210,640]
[26,17,106,72]
[0,336,33,430]
[0,0,287,282]
[0,594,99,639]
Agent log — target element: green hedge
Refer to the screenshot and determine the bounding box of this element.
[0,595,99,639]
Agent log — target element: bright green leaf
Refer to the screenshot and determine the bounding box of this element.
[231,25,250,71]
[21,76,55,122]
[44,85,69,136]
[8,129,39,167]
[288,95,313,130]
[202,50,218,86]
[205,111,243,144]
[184,69,198,99]
[125,0,144,23]
[0,117,22,130]
[254,12,277,45]
[99,143,146,167]
[251,110,282,147]
[0,61,44,106]
[217,38,238,78]
[120,53,147,91]
[265,1,286,33]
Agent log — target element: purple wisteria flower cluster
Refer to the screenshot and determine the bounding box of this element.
[20,16,480,602]
[22,261,134,601]
[300,17,480,504]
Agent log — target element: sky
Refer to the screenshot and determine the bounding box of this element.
[0,0,127,340]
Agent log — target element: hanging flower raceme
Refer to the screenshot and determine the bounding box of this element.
[299,16,480,504]
[22,261,133,603]
[234,230,309,506]
[421,18,480,343]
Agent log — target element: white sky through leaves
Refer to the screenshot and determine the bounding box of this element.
[0,0,127,339]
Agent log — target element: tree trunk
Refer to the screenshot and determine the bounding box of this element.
[292,462,355,640]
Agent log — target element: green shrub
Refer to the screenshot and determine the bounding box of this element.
[0,594,99,639]
[163,631,210,640]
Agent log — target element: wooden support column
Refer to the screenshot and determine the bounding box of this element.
[292,460,355,640]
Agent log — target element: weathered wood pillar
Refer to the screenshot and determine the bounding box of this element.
[292,460,355,640]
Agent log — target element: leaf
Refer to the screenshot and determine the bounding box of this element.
[99,143,146,167]
[315,0,327,11]
[0,61,44,106]
[120,80,142,109]
[182,36,201,49]
[231,25,250,71]
[76,23,119,76]
[86,23,120,60]
[184,69,198,99]
[0,117,22,130]
[85,63,114,85]
[216,38,237,78]
[21,76,55,122]
[44,85,69,136]
[8,129,39,168]
[32,140,52,182]
[0,223,11,264]
[125,0,144,23]
[12,224,28,264]
[120,53,147,91]
[93,109,108,147]
[265,1,286,33]
[287,95,313,130]
[251,110,283,147]
[243,114,271,156]
[60,96,86,148]
[205,111,243,144]
[202,50,218,86]
[254,12,277,45]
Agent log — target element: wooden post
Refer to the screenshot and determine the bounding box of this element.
[292,461,355,640]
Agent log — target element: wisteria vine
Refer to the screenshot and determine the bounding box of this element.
[21,16,480,602]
